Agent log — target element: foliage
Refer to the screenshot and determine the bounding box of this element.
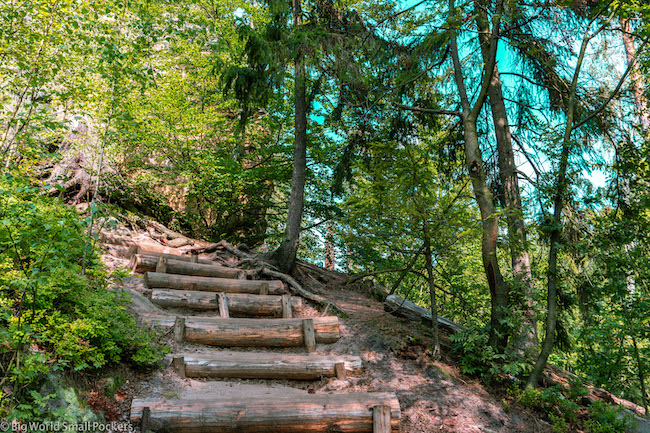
[0,172,167,419]
[450,330,531,381]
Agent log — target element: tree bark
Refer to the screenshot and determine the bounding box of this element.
[384,294,466,333]
[176,352,362,380]
[143,316,340,347]
[621,19,649,132]
[150,289,302,317]
[131,255,246,278]
[475,0,538,353]
[632,337,649,415]
[423,226,440,359]
[448,0,509,351]
[271,0,307,273]
[130,393,401,433]
[527,20,596,387]
[143,272,285,295]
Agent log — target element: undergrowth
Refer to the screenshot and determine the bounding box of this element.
[0,171,167,421]
[451,329,636,433]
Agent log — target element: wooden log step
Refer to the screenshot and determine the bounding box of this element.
[128,246,213,264]
[143,316,340,348]
[144,272,285,295]
[130,393,400,432]
[131,255,248,279]
[172,352,362,379]
[100,244,131,258]
[150,290,302,317]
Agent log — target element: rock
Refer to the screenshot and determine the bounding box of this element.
[323,379,351,392]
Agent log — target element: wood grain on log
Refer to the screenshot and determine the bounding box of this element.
[129,248,214,265]
[372,406,392,433]
[130,393,401,432]
[384,294,466,333]
[150,290,303,317]
[174,352,363,380]
[303,318,317,353]
[142,316,340,347]
[143,272,285,295]
[131,254,246,278]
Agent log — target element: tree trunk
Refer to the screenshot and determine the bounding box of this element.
[271,0,307,273]
[632,337,649,415]
[475,1,537,353]
[621,19,649,132]
[448,0,509,351]
[423,226,440,359]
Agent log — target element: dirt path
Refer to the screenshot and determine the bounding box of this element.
[99,230,551,433]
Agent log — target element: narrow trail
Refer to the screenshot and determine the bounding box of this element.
[102,236,401,432]
[98,225,555,433]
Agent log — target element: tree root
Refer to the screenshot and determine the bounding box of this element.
[260,266,348,318]
[197,240,348,317]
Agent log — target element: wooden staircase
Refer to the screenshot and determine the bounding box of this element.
[123,248,401,432]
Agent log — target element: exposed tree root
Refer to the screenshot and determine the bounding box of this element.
[191,240,348,317]
[260,267,348,318]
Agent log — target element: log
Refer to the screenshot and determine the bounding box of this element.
[130,393,401,432]
[100,244,131,258]
[150,290,303,317]
[143,316,340,347]
[128,247,214,265]
[384,294,466,334]
[174,352,363,380]
[217,293,229,318]
[144,272,285,295]
[372,406,392,433]
[131,254,246,278]
[303,319,317,353]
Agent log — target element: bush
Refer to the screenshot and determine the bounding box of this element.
[585,401,635,433]
[0,172,167,419]
[449,329,531,382]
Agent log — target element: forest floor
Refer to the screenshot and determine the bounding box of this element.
[95,224,554,433]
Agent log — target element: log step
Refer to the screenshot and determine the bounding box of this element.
[150,290,300,317]
[143,316,340,348]
[144,272,285,295]
[131,393,400,432]
[171,352,362,380]
[131,254,250,279]
[127,246,214,264]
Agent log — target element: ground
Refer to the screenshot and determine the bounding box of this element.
[95,231,554,433]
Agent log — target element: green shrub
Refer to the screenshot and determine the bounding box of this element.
[0,172,167,419]
[449,329,531,382]
[584,401,635,433]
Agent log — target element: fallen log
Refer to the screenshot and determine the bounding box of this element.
[143,272,285,295]
[131,255,247,279]
[150,290,302,317]
[130,393,400,432]
[384,294,466,334]
[173,352,362,379]
[143,316,340,347]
